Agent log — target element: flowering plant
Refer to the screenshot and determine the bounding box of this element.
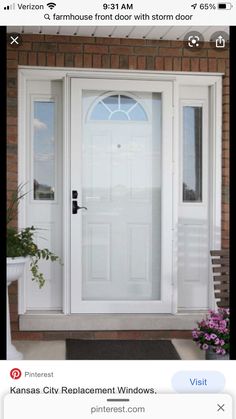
[192,308,230,356]
[7,184,59,288]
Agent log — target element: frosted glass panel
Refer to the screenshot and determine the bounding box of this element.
[183,106,202,202]
[82,91,161,301]
[33,101,55,200]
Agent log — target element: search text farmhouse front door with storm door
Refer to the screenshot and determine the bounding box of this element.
[70,78,173,313]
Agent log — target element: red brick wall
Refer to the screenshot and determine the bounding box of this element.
[7,34,229,340]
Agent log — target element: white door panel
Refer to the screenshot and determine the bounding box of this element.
[83,121,153,301]
[178,86,209,310]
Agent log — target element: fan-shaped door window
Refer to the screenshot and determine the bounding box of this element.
[90,94,148,121]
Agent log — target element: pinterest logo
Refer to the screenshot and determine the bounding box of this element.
[10,368,22,380]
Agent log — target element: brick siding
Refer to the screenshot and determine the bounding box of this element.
[7,34,229,340]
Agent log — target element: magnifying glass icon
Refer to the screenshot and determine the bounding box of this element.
[44,13,50,20]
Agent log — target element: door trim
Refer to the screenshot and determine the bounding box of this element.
[17,67,222,318]
[70,78,173,313]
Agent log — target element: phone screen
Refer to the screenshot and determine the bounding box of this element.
[2,1,235,418]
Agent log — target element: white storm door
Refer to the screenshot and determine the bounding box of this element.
[70,78,173,313]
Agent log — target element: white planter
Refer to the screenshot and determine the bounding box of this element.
[7,257,26,284]
[7,257,27,360]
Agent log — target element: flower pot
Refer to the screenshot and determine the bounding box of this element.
[7,257,27,284]
[205,347,229,360]
[6,257,27,360]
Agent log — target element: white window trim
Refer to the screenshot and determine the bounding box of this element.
[18,67,222,319]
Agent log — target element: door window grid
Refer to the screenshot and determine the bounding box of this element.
[90,94,148,121]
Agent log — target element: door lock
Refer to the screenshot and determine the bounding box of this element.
[72,200,87,214]
[72,190,78,199]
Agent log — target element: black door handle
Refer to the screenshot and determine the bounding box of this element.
[72,200,87,214]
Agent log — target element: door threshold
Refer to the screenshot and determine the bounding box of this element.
[19,312,206,331]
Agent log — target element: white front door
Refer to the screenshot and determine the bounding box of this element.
[70,78,173,313]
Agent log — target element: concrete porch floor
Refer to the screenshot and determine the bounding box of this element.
[12,339,205,360]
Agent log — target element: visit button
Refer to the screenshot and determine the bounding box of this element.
[172,371,225,392]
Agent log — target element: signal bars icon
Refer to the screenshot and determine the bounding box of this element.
[47,2,56,9]
[4,3,15,9]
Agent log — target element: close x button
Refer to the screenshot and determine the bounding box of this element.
[217,403,225,412]
[7,33,23,47]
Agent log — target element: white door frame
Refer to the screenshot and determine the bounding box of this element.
[70,77,173,313]
[17,67,222,316]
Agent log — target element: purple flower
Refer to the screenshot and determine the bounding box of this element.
[220,320,227,328]
[202,344,209,350]
[192,308,229,354]
[204,334,211,341]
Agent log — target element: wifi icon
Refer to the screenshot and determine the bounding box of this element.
[47,2,56,9]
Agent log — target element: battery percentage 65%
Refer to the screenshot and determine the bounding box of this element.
[191,3,216,9]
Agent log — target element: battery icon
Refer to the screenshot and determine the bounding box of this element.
[218,2,233,8]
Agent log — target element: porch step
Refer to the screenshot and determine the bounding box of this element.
[19,312,206,331]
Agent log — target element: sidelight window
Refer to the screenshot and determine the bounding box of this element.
[33,101,55,200]
[182,106,203,202]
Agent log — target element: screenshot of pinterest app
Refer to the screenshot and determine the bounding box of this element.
[1,0,235,416]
